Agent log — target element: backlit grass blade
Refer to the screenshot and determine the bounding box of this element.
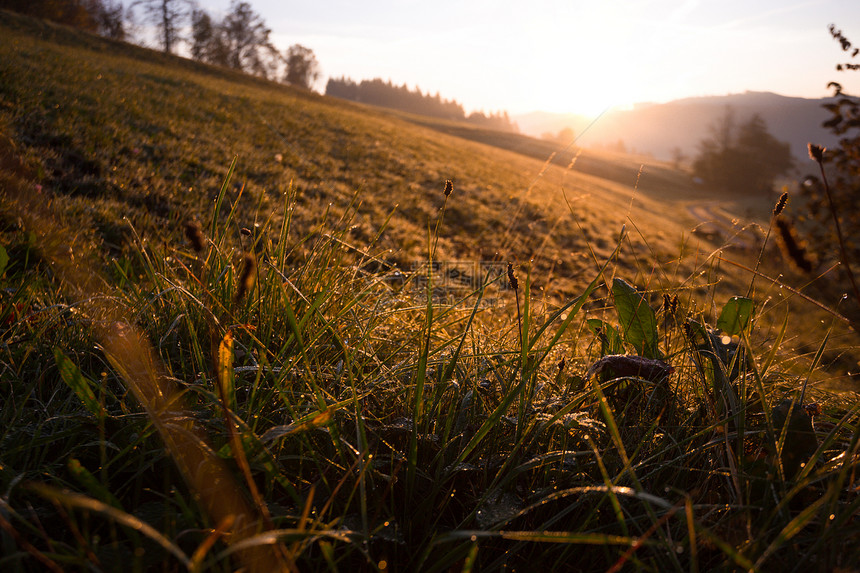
[210,155,238,246]
[217,329,236,411]
[54,348,104,419]
[67,458,122,509]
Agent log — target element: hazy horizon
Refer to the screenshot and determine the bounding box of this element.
[200,1,860,118]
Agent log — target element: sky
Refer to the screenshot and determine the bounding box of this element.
[202,0,860,118]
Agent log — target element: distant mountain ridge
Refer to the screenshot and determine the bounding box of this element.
[514,92,841,166]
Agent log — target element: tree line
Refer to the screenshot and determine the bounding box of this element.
[326,77,518,132]
[0,0,126,38]
[2,1,517,129]
[691,108,793,195]
[0,0,321,89]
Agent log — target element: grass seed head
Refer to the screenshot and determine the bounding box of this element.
[683,321,694,341]
[775,216,814,273]
[185,220,206,252]
[808,143,826,163]
[444,179,453,197]
[507,262,518,290]
[234,252,257,303]
[773,191,789,216]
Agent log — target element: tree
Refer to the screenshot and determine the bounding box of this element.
[285,44,320,89]
[1,0,98,31]
[93,0,127,40]
[130,0,192,53]
[541,127,575,143]
[0,0,128,38]
[735,113,793,191]
[692,107,792,194]
[670,146,687,170]
[557,126,575,143]
[220,1,279,78]
[190,8,218,62]
[189,3,279,79]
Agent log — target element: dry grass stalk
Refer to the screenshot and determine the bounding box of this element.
[808,142,860,305]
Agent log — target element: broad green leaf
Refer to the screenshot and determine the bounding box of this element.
[611,278,658,358]
[54,348,103,418]
[717,296,754,335]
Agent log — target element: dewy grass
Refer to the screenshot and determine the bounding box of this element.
[3,152,860,570]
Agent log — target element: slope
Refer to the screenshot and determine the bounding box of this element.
[6,9,851,358]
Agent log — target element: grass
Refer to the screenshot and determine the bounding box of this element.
[1,9,860,572]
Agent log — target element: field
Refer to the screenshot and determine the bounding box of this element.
[1,10,859,572]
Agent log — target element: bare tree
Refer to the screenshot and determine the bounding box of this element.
[131,0,192,53]
[285,44,320,89]
[93,0,128,40]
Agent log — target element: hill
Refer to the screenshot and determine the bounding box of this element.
[0,9,737,301]
[1,8,853,383]
[516,92,840,165]
[2,10,859,572]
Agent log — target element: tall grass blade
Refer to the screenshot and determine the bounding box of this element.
[210,156,238,246]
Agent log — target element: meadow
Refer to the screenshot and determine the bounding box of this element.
[1,10,859,572]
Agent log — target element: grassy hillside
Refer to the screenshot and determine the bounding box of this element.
[0,10,721,289]
[2,10,859,572]
[1,9,848,367]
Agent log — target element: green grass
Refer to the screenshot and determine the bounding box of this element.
[1,10,859,572]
